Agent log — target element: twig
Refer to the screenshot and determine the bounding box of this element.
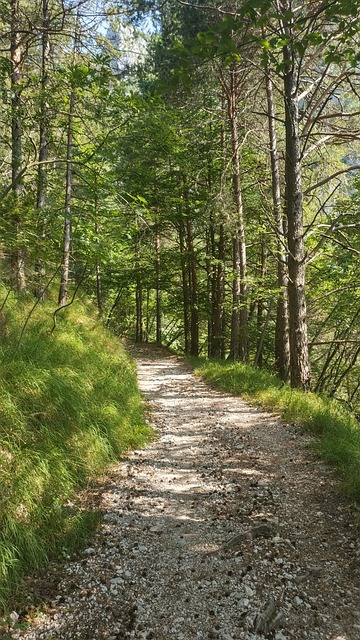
[16,265,61,349]
[50,264,89,334]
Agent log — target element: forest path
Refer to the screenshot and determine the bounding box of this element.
[21,345,360,640]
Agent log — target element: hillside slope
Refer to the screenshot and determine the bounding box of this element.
[0,290,152,612]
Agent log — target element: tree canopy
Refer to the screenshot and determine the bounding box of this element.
[0,0,360,407]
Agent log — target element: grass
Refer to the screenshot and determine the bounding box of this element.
[191,358,360,503]
[0,288,152,613]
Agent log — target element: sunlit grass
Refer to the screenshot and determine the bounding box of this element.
[0,289,152,613]
[192,358,360,503]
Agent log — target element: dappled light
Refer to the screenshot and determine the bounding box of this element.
[16,346,360,640]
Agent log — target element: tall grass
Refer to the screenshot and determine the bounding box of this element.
[192,358,360,503]
[0,289,152,613]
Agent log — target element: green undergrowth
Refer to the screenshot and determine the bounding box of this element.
[192,358,360,504]
[0,288,152,613]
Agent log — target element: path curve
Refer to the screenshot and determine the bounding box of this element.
[19,345,360,640]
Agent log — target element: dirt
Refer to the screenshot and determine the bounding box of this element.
[9,344,360,640]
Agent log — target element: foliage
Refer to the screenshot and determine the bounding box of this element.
[0,286,152,613]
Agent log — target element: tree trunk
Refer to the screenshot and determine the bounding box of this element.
[135,234,143,342]
[186,215,199,356]
[255,234,267,368]
[207,225,214,357]
[95,221,103,317]
[229,232,241,360]
[58,86,75,306]
[10,0,26,290]
[155,227,162,345]
[225,63,248,361]
[264,52,290,382]
[35,0,51,299]
[282,22,311,389]
[179,216,191,354]
[209,224,225,359]
[58,12,80,306]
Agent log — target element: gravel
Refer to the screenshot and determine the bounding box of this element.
[14,345,360,640]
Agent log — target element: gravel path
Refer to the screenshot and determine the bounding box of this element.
[15,345,360,640]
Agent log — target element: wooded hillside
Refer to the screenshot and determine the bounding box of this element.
[0,0,359,407]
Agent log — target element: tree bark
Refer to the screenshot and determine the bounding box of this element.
[179,216,191,354]
[264,52,290,382]
[95,221,103,317]
[255,234,267,368]
[58,10,80,306]
[58,86,75,306]
[10,0,26,290]
[282,9,311,390]
[210,224,225,359]
[135,233,143,342]
[224,63,248,361]
[207,224,214,357]
[155,226,162,345]
[35,0,51,299]
[186,215,199,356]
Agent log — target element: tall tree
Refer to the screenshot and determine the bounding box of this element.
[10,0,26,290]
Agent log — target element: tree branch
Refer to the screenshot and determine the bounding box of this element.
[304,164,360,195]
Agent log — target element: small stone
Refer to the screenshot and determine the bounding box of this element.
[306,565,322,578]
[9,611,19,626]
[244,585,254,597]
[294,596,304,606]
[83,547,95,555]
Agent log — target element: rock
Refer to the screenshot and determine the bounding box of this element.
[223,524,275,550]
[244,585,254,597]
[150,526,164,533]
[254,596,283,635]
[9,611,19,626]
[306,566,322,578]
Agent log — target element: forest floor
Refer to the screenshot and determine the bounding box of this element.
[13,344,360,640]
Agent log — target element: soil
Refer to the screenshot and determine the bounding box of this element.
[8,344,360,640]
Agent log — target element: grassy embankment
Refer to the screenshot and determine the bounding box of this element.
[0,289,152,613]
[192,358,360,503]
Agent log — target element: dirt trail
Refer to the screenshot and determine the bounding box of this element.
[18,345,360,640]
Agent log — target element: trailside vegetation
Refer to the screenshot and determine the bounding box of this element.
[0,288,152,612]
[193,358,360,502]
